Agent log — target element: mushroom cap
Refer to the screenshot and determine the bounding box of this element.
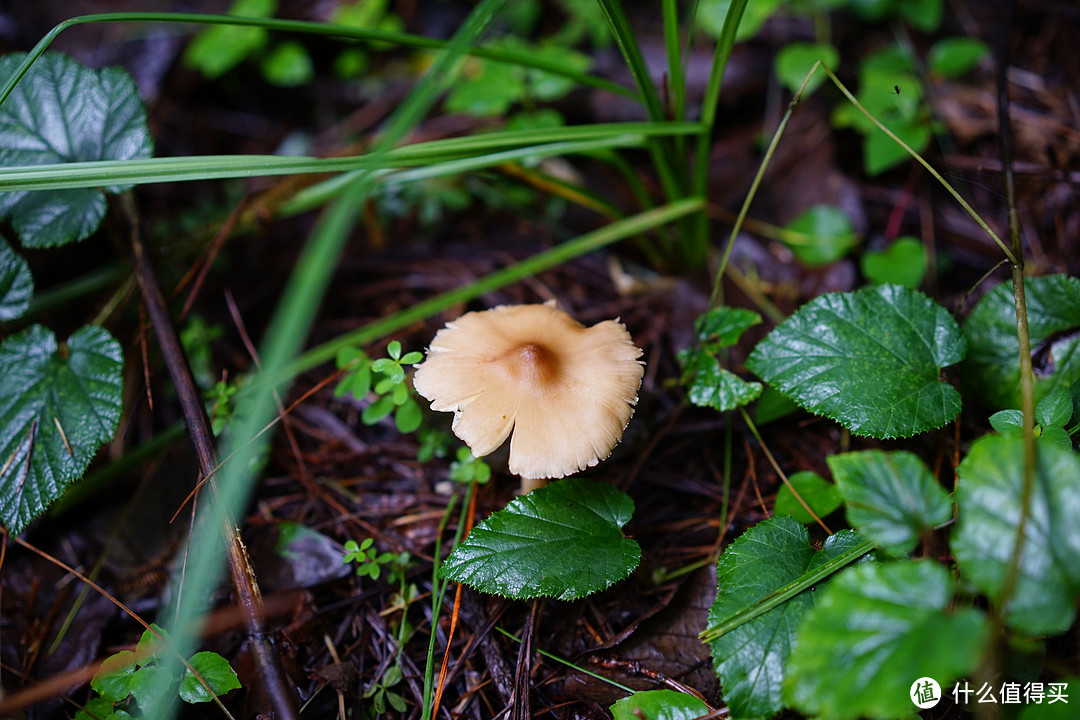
[412,303,645,480]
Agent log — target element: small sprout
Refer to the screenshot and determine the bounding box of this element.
[449,446,492,484]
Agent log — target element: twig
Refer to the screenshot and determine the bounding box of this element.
[120,193,299,720]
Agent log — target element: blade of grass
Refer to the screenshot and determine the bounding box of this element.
[689,0,748,268]
[0,123,700,192]
[0,11,633,109]
[154,3,507,719]
[287,197,703,378]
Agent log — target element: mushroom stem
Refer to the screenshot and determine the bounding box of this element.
[519,477,548,494]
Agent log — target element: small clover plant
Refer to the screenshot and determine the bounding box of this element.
[343,537,412,585]
[990,386,1074,451]
[335,340,424,433]
[79,625,240,720]
[448,446,492,485]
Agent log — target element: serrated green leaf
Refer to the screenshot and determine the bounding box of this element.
[775,42,839,95]
[784,560,990,720]
[708,517,868,719]
[963,275,1080,410]
[827,450,951,556]
[91,650,136,702]
[682,352,762,412]
[774,471,842,525]
[861,236,926,287]
[928,37,988,78]
[694,307,761,348]
[746,284,965,438]
[440,477,640,600]
[0,53,153,247]
[610,690,711,720]
[1037,386,1073,428]
[952,435,1080,635]
[179,651,242,703]
[0,324,124,534]
[781,204,858,267]
[0,237,32,320]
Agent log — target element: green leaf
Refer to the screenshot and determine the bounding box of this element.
[928,37,989,78]
[1017,678,1079,719]
[989,409,1024,437]
[440,477,640,600]
[952,435,1080,635]
[1037,386,1073,428]
[129,665,176,713]
[394,397,422,433]
[708,516,869,719]
[696,0,784,41]
[863,113,932,176]
[774,471,842,525]
[780,204,858,267]
[963,275,1080,410]
[91,650,136,702]
[183,0,275,79]
[827,450,951,556]
[0,52,153,247]
[75,697,118,720]
[179,651,242,703]
[775,42,839,96]
[1039,424,1073,451]
[694,307,761,348]
[361,394,396,425]
[261,41,314,87]
[444,56,526,117]
[784,560,990,720]
[0,237,33,320]
[860,236,927,287]
[681,352,762,412]
[135,623,172,665]
[897,0,943,32]
[0,324,124,534]
[746,284,966,438]
[610,690,712,720]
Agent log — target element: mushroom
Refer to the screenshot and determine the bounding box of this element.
[412,302,644,487]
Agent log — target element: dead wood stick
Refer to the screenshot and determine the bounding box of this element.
[120,193,299,720]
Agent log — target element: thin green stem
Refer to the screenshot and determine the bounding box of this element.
[709,60,820,306]
[690,0,749,268]
[823,66,1017,266]
[699,533,875,644]
[496,627,635,694]
[287,198,703,377]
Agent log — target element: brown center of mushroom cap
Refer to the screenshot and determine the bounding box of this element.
[495,341,561,391]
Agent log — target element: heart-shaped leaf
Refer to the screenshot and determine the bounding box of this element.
[827,450,952,556]
[0,237,32,320]
[707,516,870,719]
[747,284,966,438]
[440,477,640,600]
[784,560,990,720]
[610,690,711,720]
[179,651,242,703]
[0,52,153,247]
[963,274,1080,410]
[0,324,124,534]
[952,435,1080,635]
